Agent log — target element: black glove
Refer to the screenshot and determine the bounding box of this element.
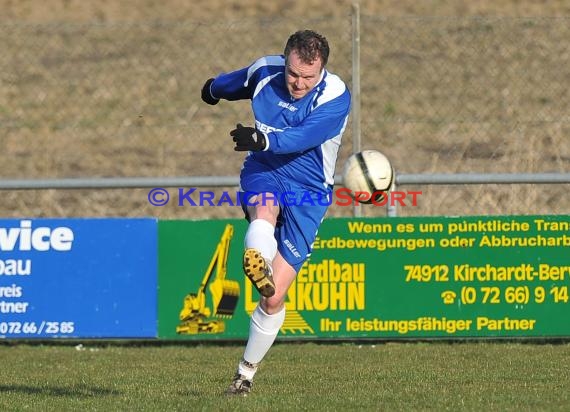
[230,123,267,152]
[201,78,219,105]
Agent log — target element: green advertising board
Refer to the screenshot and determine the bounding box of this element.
[158,215,570,340]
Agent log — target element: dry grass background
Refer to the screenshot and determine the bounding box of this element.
[1,1,569,219]
[3,1,570,21]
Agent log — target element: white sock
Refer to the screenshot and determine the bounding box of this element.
[238,305,286,379]
[244,219,277,263]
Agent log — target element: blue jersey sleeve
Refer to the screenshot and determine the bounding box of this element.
[209,56,285,102]
[209,66,253,101]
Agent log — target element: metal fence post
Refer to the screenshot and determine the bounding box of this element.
[351,2,362,218]
[387,179,398,217]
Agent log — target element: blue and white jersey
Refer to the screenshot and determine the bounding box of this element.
[210,55,351,193]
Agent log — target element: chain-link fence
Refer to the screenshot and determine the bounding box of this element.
[1,14,569,218]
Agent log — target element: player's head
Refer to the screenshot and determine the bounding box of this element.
[284,30,329,99]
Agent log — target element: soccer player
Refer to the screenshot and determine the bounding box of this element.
[201,29,352,395]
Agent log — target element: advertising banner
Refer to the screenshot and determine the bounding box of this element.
[158,220,249,339]
[0,218,157,338]
[158,215,570,340]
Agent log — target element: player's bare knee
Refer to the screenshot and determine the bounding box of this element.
[249,195,279,226]
[260,295,285,314]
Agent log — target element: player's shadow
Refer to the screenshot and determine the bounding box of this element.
[0,383,120,397]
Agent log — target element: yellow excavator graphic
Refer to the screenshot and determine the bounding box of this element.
[176,224,240,334]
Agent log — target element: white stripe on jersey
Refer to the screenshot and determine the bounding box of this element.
[321,116,348,187]
[244,55,284,87]
[318,74,349,187]
[253,73,281,99]
[314,73,347,108]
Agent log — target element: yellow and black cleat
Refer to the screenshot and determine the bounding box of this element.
[243,249,275,298]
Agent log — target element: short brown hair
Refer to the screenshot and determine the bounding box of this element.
[284,30,329,67]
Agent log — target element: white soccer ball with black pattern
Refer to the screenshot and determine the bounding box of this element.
[342,150,394,204]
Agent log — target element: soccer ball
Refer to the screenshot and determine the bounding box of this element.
[341,150,394,204]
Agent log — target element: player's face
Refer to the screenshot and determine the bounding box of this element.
[285,50,323,100]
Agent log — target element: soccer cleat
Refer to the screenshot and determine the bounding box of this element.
[226,373,253,396]
[243,248,276,297]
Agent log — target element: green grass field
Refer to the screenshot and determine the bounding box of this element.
[1,341,569,411]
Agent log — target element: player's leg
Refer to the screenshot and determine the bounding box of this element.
[240,252,299,373]
[228,188,328,395]
[227,252,298,395]
[227,192,281,396]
